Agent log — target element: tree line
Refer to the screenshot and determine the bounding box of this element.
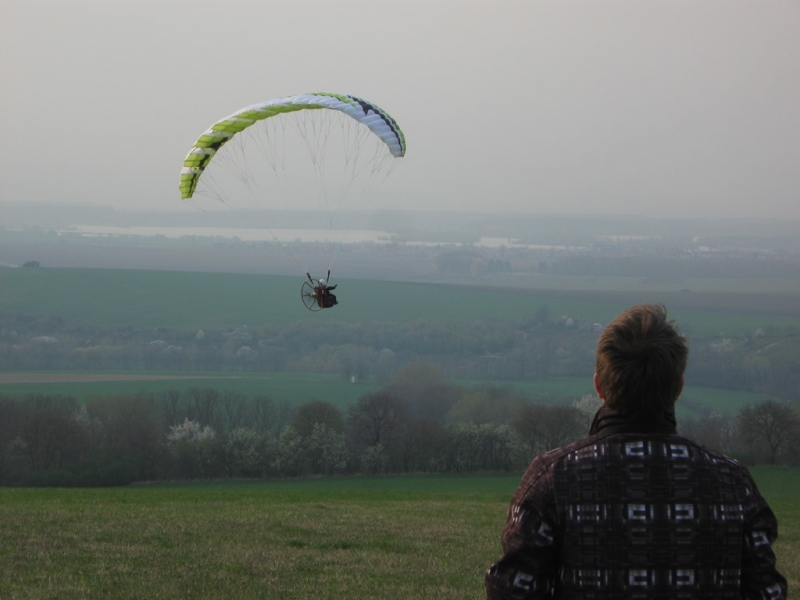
[2,310,799,401]
[1,362,798,487]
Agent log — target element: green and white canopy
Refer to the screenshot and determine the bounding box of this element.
[180,93,406,199]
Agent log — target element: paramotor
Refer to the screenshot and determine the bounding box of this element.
[179,93,406,310]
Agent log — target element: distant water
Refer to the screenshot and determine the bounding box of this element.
[61,226,389,244]
[60,226,565,249]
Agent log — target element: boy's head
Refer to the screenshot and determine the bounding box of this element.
[595,304,688,415]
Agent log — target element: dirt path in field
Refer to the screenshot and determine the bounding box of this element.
[0,374,232,384]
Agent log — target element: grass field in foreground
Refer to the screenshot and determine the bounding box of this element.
[1,469,797,599]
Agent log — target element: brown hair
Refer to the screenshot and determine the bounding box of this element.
[595,304,688,415]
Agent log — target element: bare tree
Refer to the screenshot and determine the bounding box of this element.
[512,404,585,459]
[680,412,738,457]
[19,395,84,471]
[220,391,249,432]
[446,423,521,472]
[386,361,463,422]
[188,387,221,430]
[273,399,296,437]
[249,394,276,435]
[396,418,447,473]
[22,408,84,471]
[159,389,185,426]
[738,401,800,464]
[348,392,409,451]
[291,400,344,438]
[446,387,529,425]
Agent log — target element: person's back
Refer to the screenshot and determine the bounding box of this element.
[486,305,786,599]
[498,426,783,598]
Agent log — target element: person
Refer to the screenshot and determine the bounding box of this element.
[485,304,786,600]
[316,277,337,309]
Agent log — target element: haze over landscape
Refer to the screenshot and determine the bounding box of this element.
[3,0,799,225]
[2,6,799,594]
[3,0,799,434]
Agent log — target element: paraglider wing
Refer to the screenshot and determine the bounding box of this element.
[180,93,406,199]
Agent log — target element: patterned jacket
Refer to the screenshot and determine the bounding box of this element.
[485,407,787,599]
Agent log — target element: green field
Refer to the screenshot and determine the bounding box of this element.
[0,373,383,412]
[1,265,796,418]
[2,266,799,335]
[1,469,797,599]
[473,378,779,418]
[0,372,778,417]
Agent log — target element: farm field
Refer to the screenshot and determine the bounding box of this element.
[1,266,799,335]
[476,378,779,418]
[0,372,383,412]
[1,468,797,599]
[0,372,777,417]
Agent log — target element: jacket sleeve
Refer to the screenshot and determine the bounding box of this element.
[741,474,787,600]
[486,458,559,600]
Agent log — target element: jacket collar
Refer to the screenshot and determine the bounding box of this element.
[589,405,677,436]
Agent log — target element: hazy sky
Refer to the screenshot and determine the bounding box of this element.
[3,0,799,220]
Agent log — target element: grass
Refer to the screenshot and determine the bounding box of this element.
[0,475,510,600]
[0,470,796,599]
[0,372,383,412]
[679,385,781,418]
[2,266,798,335]
[467,377,595,403]
[0,372,777,417]
[482,271,800,297]
[750,466,800,596]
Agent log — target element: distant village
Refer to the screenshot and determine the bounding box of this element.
[2,205,799,284]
